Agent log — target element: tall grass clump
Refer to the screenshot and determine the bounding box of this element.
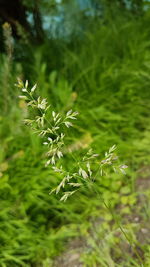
[60,11,150,164]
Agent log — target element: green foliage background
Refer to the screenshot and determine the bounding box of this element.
[1,2,150,266]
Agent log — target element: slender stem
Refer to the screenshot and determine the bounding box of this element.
[92,183,143,265]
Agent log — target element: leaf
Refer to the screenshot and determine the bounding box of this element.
[0,162,8,172]
[121,186,130,194]
[121,196,129,205]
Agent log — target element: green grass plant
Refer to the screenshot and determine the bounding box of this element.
[1,10,150,266]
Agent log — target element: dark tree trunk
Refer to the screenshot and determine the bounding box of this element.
[0,0,44,43]
[0,0,31,37]
[33,0,45,43]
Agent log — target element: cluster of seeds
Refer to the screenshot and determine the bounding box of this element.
[17,79,127,201]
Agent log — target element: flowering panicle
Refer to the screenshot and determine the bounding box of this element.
[17,79,128,201]
[16,78,78,168]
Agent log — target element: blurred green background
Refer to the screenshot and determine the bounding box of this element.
[0,0,150,266]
